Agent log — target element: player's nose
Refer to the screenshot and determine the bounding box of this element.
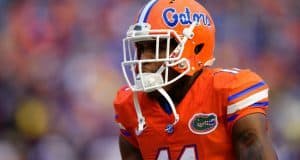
[139,50,155,60]
[137,49,163,73]
[135,63,157,73]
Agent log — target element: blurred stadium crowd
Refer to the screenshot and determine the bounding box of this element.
[0,0,299,159]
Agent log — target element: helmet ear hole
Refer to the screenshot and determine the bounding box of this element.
[194,43,204,55]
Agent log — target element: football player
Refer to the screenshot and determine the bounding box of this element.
[114,0,277,159]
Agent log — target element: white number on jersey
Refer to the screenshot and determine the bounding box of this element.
[156,145,198,160]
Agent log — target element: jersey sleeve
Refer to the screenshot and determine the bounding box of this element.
[113,86,139,148]
[223,69,269,131]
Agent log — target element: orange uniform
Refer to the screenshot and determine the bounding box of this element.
[114,68,269,160]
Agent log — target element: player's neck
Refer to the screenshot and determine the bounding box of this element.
[147,69,203,106]
[169,69,203,105]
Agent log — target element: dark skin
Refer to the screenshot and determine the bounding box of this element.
[232,114,278,160]
[119,41,277,160]
[119,135,143,160]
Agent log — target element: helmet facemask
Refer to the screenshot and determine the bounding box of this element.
[122,22,197,93]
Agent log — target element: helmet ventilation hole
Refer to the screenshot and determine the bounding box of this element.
[194,43,204,55]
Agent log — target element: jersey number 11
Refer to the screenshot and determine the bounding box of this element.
[156,144,198,160]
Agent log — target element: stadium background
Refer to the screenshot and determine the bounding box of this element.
[0,0,299,159]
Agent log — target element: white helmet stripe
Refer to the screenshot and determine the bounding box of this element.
[138,0,158,23]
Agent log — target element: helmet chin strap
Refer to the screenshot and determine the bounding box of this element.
[133,92,146,136]
[133,87,179,135]
[133,65,179,135]
[157,87,180,125]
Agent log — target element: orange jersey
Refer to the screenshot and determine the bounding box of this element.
[114,68,269,160]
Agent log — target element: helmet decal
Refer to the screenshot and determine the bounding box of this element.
[162,7,211,28]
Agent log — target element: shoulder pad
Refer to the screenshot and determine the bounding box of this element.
[212,68,265,90]
[114,85,133,106]
[113,85,138,128]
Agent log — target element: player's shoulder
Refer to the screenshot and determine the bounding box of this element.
[114,85,136,117]
[207,67,267,90]
[114,85,133,107]
[114,85,137,126]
